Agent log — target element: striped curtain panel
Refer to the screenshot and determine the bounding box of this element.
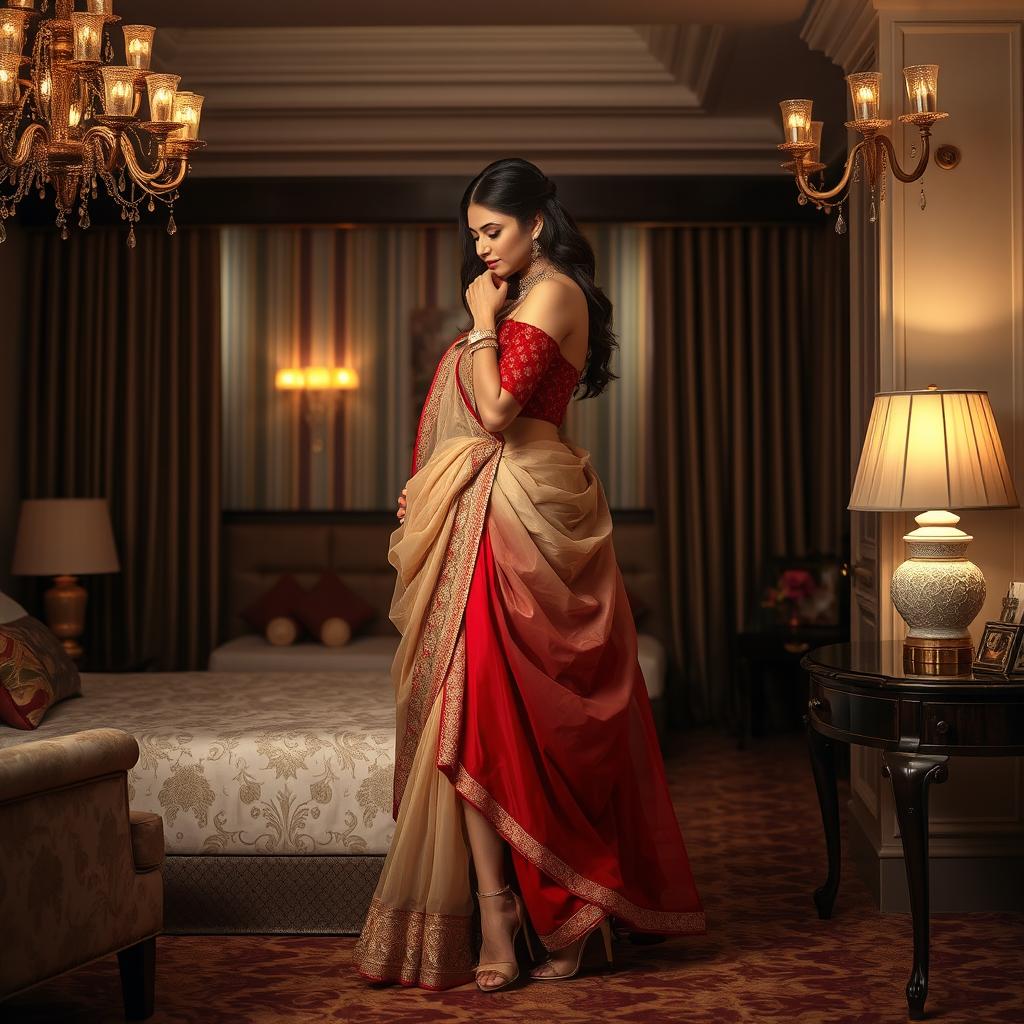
[221,224,653,510]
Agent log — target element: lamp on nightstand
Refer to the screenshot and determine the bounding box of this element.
[848,387,1019,672]
[11,499,121,660]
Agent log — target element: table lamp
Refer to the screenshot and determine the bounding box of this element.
[848,387,1020,672]
[11,498,121,660]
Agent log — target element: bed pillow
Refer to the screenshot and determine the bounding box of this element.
[265,616,299,646]
[294,571,376,643]
[0,591,27,625]
[241,574,310,639]
[0,614,82,730]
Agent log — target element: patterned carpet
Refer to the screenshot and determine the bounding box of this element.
[6,729,1023,1023]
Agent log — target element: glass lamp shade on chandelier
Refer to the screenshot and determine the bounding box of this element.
[0,0,205,247]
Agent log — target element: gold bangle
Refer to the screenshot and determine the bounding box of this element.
[468,340,499,354]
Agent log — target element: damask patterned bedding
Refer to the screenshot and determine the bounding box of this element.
[0,671,396,857]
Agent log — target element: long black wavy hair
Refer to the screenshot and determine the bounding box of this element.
[458,157,618,400]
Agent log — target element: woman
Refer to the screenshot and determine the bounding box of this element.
[352,158,704,992]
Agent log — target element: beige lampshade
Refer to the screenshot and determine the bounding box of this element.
[12,499,121,576]
[848,388,1019,512]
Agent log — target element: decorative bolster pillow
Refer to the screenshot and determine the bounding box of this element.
[240,574,309,644]
[293,571,376,646]
[498,321,560,406]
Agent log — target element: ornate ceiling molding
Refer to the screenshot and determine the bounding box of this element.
[151,24,790,177]
[801,0,878,74]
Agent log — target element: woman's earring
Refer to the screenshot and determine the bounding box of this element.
[531,237,541,260]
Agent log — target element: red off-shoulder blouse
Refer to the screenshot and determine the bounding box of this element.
[496,319,581,427]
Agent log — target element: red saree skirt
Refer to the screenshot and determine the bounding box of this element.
[444,478,705,951]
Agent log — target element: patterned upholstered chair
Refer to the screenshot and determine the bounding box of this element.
[0,728,164,1019]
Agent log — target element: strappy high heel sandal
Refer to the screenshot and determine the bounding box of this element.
[530,918,614,981]
[474,883,536,992]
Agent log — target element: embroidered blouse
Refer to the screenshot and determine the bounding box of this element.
[495,319,581,427]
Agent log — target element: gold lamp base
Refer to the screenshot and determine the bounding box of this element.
[42,574,88,661]
[902,636,974,675]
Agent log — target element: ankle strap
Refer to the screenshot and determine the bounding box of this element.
[476,883,513,898]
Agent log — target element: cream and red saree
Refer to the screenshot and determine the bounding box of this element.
[352,329,705,990]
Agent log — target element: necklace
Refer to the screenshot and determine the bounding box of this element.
[497,259,557,322]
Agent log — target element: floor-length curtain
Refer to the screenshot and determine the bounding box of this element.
[651,224,849,726]
[22,226,221,671]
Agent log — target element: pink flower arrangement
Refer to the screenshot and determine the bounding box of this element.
[761,568,821,624]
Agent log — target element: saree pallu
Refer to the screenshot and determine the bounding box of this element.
[353,333,705,990]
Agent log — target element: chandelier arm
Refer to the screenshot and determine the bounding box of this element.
[82,125,120,174]
[875,128,931,184]
[118,132,171,184]
[794,138,872,203]
[2,122,48,168]
[133,154,188,195]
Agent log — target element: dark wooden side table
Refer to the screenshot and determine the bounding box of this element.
[735,624,846,748]
[801,641,1024,1020]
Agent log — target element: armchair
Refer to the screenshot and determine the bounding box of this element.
[0,728,164,1019]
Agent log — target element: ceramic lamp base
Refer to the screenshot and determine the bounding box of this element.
[890,510,986,670]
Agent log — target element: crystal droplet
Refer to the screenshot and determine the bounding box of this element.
[166,213,176,236]
[869,200,877,224]
[797,193,808,206]
[835,210,847,235]
[120,207,127,220]
[127,226,136,249]
[117,170,126,192]
[61,226,69,240]
[0,220,6,245]
[920,186,927,211]
[147,197,155,213]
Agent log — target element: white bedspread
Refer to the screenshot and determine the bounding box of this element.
[0,671,396,857]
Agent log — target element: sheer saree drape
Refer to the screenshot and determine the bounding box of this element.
[353,332,704,990]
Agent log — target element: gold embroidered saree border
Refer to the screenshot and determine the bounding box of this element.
[391,348,502,818]
[352,896,476,990]
[538,902,606,951]
[454,765,707,936]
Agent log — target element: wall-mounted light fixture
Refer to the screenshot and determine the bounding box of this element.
[275,365,359,453]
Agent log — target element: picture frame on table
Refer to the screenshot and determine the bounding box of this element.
[972,620,1024,674]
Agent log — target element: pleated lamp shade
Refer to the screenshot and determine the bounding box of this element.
[848,388,1019,512]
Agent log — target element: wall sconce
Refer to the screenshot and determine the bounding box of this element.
[777,63,949,235]
[275,365,359,453]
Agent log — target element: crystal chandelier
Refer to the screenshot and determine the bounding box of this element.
[0,0,205,247]
[777,65,948,236]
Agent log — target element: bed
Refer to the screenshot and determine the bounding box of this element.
[0,669,395,934]
[1,512,672,936]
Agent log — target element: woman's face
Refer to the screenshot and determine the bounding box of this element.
[467,203,541,278]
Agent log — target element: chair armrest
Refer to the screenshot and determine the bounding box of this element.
[129,810,165,871]
[0,727,139,805]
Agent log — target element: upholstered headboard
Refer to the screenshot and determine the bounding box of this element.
[221,511,666,647]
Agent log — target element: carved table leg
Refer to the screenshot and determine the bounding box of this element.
[882,751,950,1022]
[805,717,841,919]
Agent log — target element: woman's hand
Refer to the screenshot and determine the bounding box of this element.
[465,269,508,327]
[396,486,408,522]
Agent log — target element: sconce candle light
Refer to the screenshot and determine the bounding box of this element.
[276,364,360,454]
[778,63,949,232]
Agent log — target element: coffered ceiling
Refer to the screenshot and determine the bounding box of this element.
[117,1,849,178]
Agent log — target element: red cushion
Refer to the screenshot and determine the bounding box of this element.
[241,574,310,636]
[0,615,81,730]
[293,571,376,639]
